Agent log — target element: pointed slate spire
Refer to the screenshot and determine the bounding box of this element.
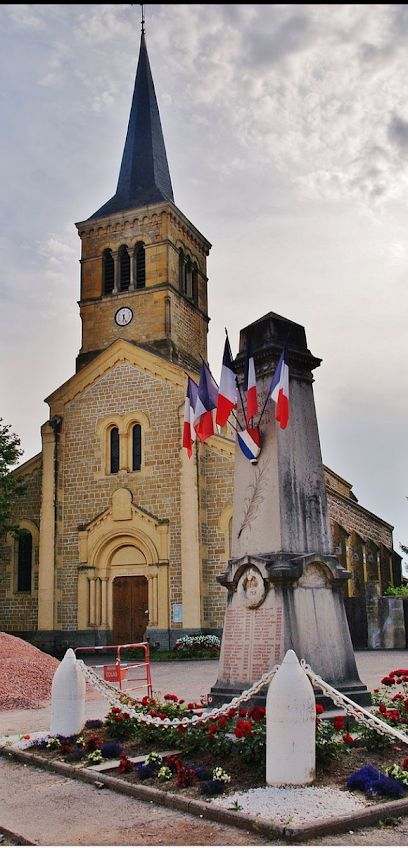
[90,32,174,219]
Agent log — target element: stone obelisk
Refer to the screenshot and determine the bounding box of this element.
[209,312,370,708]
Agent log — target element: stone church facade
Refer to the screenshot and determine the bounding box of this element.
[0,32,401,655]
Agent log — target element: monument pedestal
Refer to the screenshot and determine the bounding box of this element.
[209,553,370,708]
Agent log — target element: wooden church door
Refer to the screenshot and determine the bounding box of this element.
[112,576,148,644]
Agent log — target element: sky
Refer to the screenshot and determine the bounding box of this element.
[1,3,407,572]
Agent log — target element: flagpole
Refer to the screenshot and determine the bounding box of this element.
[226,329,248,429]
[200,353,244,432]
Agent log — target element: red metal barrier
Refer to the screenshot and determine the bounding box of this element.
[74,642,152,698]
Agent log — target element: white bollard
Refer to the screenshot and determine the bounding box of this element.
[50,648,86,737]
[266,649,316,786]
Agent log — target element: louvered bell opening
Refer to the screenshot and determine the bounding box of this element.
[136,244,145,289]
[103,250,115,294]
[119,248,131,291]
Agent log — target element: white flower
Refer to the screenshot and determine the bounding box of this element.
[158,766,172,780]
[213,766,231,783]
[87,749,103,764]
[146,751,163,765]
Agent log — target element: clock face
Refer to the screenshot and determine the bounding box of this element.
[115,307,133,327]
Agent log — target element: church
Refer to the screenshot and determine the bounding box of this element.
[0,29,401,655]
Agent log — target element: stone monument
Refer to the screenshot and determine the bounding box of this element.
[209,312,370,708]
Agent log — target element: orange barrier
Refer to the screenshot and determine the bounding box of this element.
[74,642,152,698]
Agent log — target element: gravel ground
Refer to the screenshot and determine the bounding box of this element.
[212,784,368,826]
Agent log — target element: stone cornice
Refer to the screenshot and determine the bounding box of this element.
[45,339,198,413]
[76,200,211,255]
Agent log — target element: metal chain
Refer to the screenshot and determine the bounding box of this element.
[78,657,408,746]
[301,661,408,746]
[77,660,278,726]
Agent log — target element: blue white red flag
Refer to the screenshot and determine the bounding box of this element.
[194,361,219,443]
[183,376,199,457]
[216,334,237,427]
[237,426,262,463]
[269,344,289,429]
[243,335,258,422]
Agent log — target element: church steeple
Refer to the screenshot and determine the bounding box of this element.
[76,21,211,374]
[90,32,174,219]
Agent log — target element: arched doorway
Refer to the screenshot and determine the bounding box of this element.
[112,575,148,644]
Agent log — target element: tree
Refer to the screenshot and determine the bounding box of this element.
[0,418,25,537]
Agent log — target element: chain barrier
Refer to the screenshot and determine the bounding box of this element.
[78,658,408,746]
[301,661,408,747]
[77,659,279,726]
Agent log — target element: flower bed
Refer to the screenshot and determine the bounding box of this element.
[21,669,408,805]
[172,634,221,659]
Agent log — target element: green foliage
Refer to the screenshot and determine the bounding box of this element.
[357,722,393,750]
[105,707,138,741]
[235,722,266,765]
[0,418,25,537]
[315,718,347,765]
[384,585,408,596]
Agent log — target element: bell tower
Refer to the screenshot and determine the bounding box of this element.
[75,28,211,373]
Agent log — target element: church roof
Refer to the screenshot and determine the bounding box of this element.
[89,32,174,220]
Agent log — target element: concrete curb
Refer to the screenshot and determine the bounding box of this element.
[2,743,408,843]
[0,824,36,846]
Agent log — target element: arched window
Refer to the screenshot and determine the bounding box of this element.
[192,265,198,305]
[110,427,120,474]
[103,249,115,294]
[18,532,32,592]
[119,246,130,292]
[132,424,142,471]
[135,243,146,289]
[179,250,187,294]
[179,250,194,299]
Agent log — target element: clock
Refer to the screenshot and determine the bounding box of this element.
[115,306,133,327]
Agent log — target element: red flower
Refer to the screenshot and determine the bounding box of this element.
[392,694,404,701]
[379,704,387,714]
[179,699,184,704]
[239,709,247,717]
[333,716,344,731]
[187,702,195,710]
[118,753,132,774]
[208,724,218,735]
[402,757,408,769]
[343,732,353,745]
[23,734,31,740]
[160,713,167,720]
[315,704,324,715]
[234,720,253,739]
[251,707,266,722]
[381,676,395,686]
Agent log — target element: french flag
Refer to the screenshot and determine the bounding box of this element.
[183,376,199,457]
[243,334,258,422]
[216,334,237,428]
[237,426,262,463]
[194,361,219,443]
[269,344,290,429]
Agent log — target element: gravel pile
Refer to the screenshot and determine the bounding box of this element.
[212,785,368,826]
[0,633,60,710]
